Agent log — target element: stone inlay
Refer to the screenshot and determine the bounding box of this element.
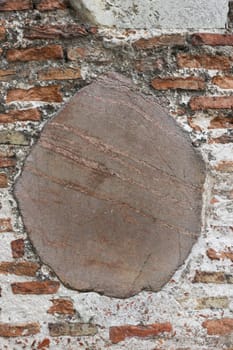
[70,0,229,29]
[15,73,205,298]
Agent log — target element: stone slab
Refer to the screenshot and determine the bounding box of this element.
[70,0,229,29]
[14,73,205,298]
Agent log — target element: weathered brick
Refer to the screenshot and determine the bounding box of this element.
[0,0,32,11]
[35,0,67,11]
[207,248,233,262]
[192,33,233,46]
[202,318,233,335]
[190,96,233,110]
[0,108,41,123]
[11,281,60,294]
[0,26,5,40]
[133,34,186,49]
[0,218,12,232]
[0,157,16,168]
[47,298,75,315]
[11,239,25,258]
[0,262,39,276]
[37,338,50,349]
[134,58,165,72]
[109,323,172,344]
[38,67,81,80]
[0,69,16,80]
[0,173,7,187]
[193,271,232,284]
[212,75,233,89]
[0,131,29,145]
[7,45,63,62]
[151,77,205,90]
[209,116,233,129]
[48,322,97,337]
[24,25,93,40]
[0,323,40,337]
[6,86,62,103]
[196,296,229,310]
[177,53,231,70]
[67,47,89,60]
[209,134,233,144]
[215,161,233,172]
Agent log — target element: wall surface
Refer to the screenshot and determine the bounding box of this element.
[0,0,233,349]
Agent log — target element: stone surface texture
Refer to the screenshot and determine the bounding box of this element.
[15,73,205,298]
[70,0,229,29]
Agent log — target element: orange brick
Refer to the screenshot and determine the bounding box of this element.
[203,318,233,335]
[6,86,62,103]
[212,76,233,89]
[0,262,39,276]
[48,298,75,315]
[0,173,8,188]
[0,218,12,232]
[35,0,67,11]
[11,239,25,258]
[177,53,231,70]
[0,109,41,123]
[0,323,40,337]
[151,77,205,90]
[7,45,63,62]
[0,0,32,11]
[11,281,60,294]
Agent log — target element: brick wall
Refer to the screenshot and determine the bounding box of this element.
[0,1,232,349]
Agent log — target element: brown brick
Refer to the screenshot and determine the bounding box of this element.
[192,33,233,46]
[212,75,233,89]
[0,108,41,123]
[37,338,50,349]
[109,323,172,344]
[207,248,233,262]
[0,26,5,40]
[0,323,40,337]
[133,34,186,49]
[0,173,7,187]
[214,161,233,172]
[202,318,233,335]
[38,67,81,80]
[177,53,231,70]
[193,271,229,283]
[11,239,25,258]
[0,157,16,168]
[7,45,63,62]
[209,116,233,129]
[6,86,62,103]
[0,261,39,276]
[47,298,75,315]
[0,69,16,81]
[0,218,12,232]
[49,322,97,337]
[67,47,88,60]
[0,0,32,11]
[190,96,233,110]
[196,296,229,310]
[24,25,92,40]
[35,0,67,11]
[209,134,233,144]
[134,58,165,72]
[11,281,60,294]
[151,77,205,90]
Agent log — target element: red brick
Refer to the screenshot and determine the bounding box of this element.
[11,239,25,258]
[24,25,92,40]
[209,116,233,129]
[209,134,233,144]
[190,96,233,110]
[133,34,186,49]
[11,281,60,294]
[0,109,41,123]
[207,248,233,262]
[0,0,32,11]
[177,53,231,70]
[109,323,172,344]
[192,33,233,46]
[151,77,205,90]
[0,69,16,80]
[0,173,7,188]
[215,161,233,172]
[38,67,81,80]
[193,271,227,283]
[0,26,5,40]
[47,298,75,315]
[212,75,233,89]
[37,338,50,349]
[0,323,40,337]
[202,318,233,335]
[6,86,62,103]
[0,261,39,276]
[7,45,63,62]
[0,157,16,168]
[0,218,12,232]
[35,0,67,11]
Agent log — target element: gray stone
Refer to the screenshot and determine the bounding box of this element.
[70,0,229,29]
[14,73,205,298]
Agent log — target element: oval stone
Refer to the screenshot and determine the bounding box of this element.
[14,73,205,298]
